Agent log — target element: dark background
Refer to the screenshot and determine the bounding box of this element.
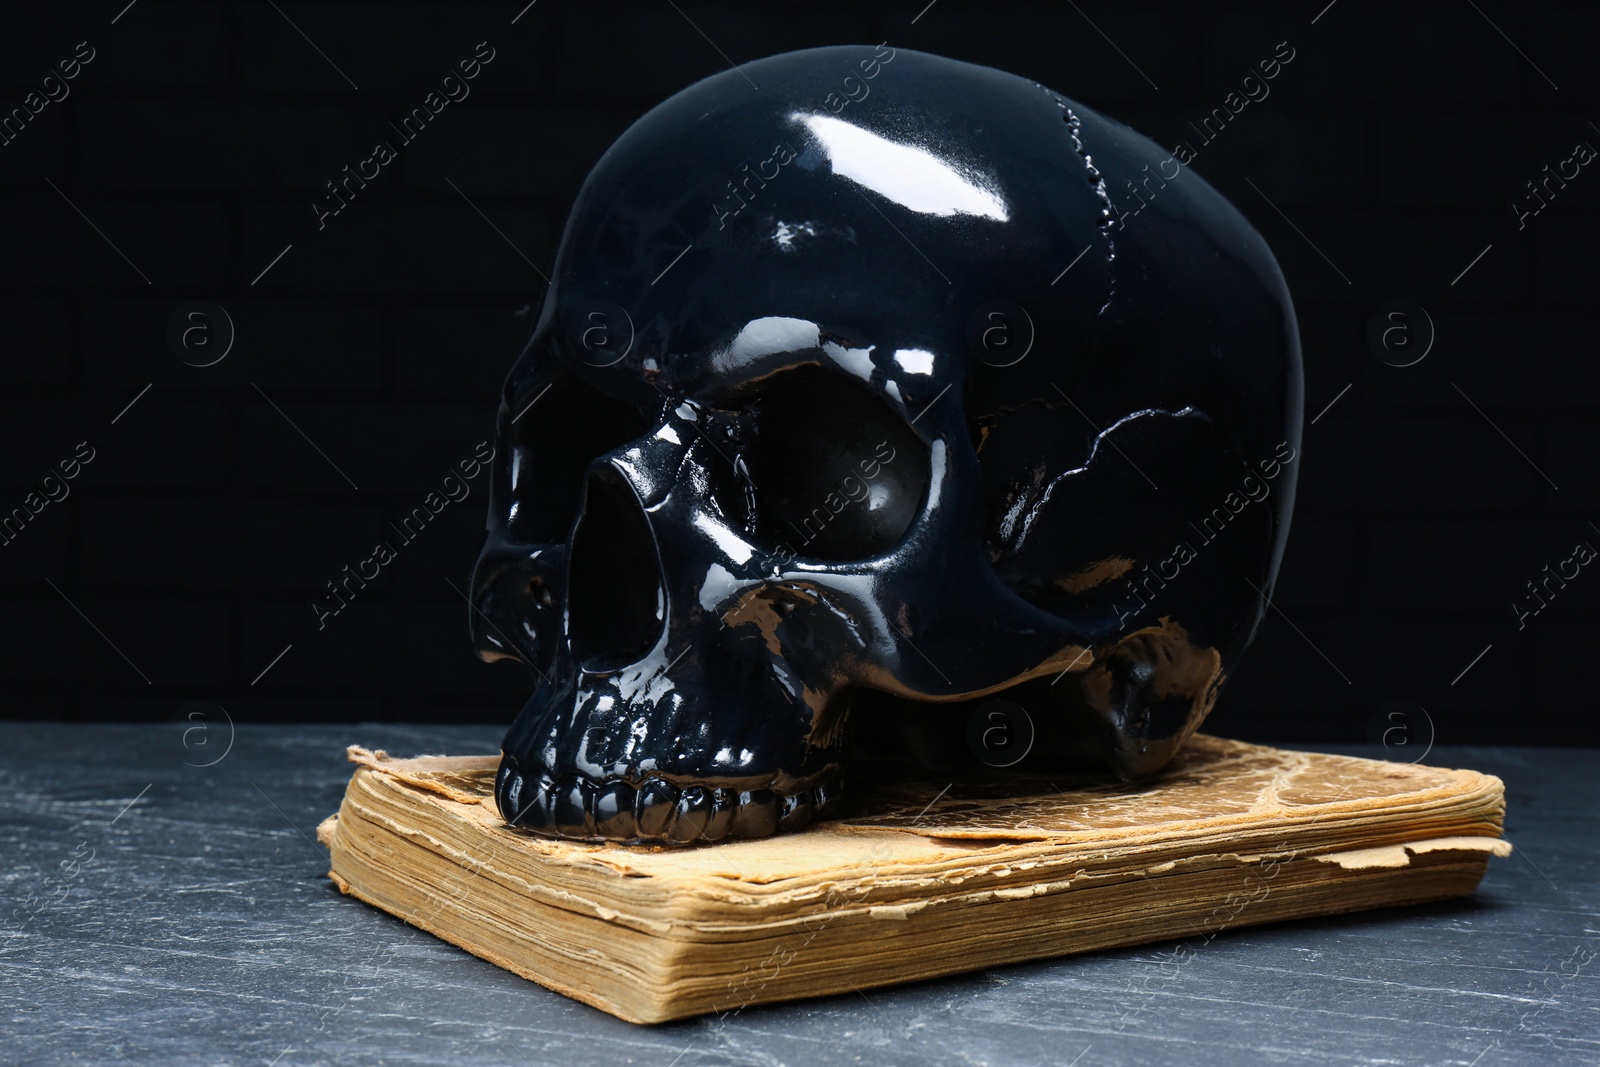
[1,1,1595,745]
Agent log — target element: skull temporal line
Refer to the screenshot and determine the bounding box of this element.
[470,45,1303,845]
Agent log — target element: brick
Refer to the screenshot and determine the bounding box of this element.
[78,100,389,193]
[0,301,74,384]
[237,400,492,495]
[1297,413,1542,513]
[0,195,226,291]
[0,6,225,90]
[1209,9,1517,104]
[0,694,68,720]
[0,394,225,491]
[1378,111,1600,208]
[83,298,387,392]
[0,594,230,688]
[0,403,106,485]
[77,301,185,390]
[0,96,68,181]
[242,200,553,297]
[1363,520,1599,616]
[1270,517,1357,611]
[402,103,632,200]
[558,6,880,101]
[1360,519,1492,612]
[1365,314,1594,414]
[1325,620,1518,718]
[1529,624,1600,744]
[1549,423,1600,509]
[224,697,386,725]
[92,398,230,490]
[1497,525,1600,625]
[0,497,71,583]
[1539,213,1600,304]
[81,499,389,591]
[240,4,545,95]
[79,3,229,89]
[1210,620,1361,721]
[0,10,89,87]
[1202,703,1322,745]
[1529,14,1600,102]
[1171,107,1368,207]
[78,700,229,737]
[890,7,1197,106]
[226,300,389,390]
[241,600,531,700]
[394,303,529,396]
[1242,210,1532,309]
[385,502,487,596]
[373,701,512,726]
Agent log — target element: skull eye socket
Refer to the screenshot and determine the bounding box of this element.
[507,374,648,544]
[742,366,930,560]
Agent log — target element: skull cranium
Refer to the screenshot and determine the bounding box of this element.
[470,45,1302,844]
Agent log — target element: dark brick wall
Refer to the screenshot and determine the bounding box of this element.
[2,1,1596,745]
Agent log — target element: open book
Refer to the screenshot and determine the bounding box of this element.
[317,735,1508,1024]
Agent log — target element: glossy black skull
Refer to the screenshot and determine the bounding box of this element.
[471,45,1302,845]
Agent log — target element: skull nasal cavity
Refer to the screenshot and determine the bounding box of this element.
[567,468,665,669]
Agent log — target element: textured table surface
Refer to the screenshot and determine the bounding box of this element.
[3,723,1595,1067]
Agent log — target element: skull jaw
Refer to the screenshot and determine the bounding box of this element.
[494,757,844,846]
[493,671,846,846]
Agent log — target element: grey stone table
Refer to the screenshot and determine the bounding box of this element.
[3,723,1596,1067]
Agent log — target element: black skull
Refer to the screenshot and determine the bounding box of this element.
[470,45,1302,844]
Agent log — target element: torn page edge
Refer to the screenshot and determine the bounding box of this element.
[345,745,501,804]
[1314,836,1513,870]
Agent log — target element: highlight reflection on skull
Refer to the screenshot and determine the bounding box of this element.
[469,46,1303,845]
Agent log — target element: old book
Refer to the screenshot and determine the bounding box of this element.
[316,736,1509,1024]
